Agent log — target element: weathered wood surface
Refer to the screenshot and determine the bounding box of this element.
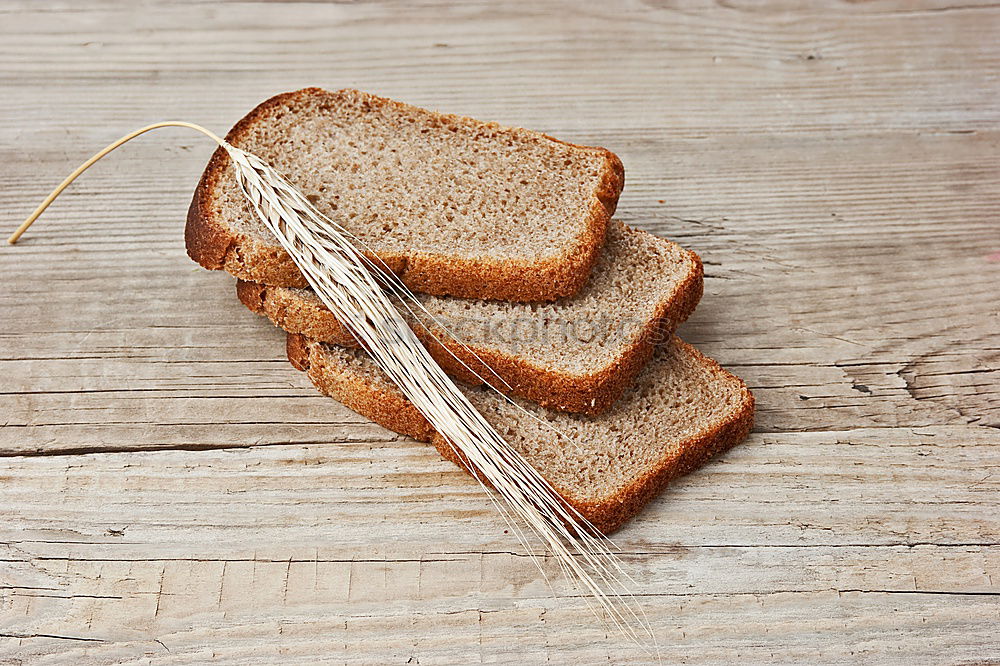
[1,0,998,663]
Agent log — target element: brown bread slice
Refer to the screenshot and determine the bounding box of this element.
[287,333,754,534]
[186,87,624,302]
[238,221,703,415]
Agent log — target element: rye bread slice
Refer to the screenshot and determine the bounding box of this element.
[287,333,754,534]
[186,87,624,302]
[237,221,703,415]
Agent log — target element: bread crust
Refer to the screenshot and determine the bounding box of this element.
[287,332,437,442]
[238,235,703,415]
[186,88,624,301]
[287,333,754,534]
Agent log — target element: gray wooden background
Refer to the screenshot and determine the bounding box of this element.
[1,1,997,663]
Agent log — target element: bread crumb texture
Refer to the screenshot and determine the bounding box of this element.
[292,334,754,533]
[188,88,624,301]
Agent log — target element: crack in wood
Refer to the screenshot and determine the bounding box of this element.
[0,632,106,643]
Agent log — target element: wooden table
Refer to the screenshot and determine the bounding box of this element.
[2,1,997,663]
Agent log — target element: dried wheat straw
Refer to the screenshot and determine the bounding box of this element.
[8,123,654,648]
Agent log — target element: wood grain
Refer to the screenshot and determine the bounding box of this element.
[1,0,998,663]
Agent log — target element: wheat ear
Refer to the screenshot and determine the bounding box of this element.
[8,125,654,646]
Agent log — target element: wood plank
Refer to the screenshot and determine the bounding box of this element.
[0,438,996,662]
[0,1,997,140]
[2,129,997,449]
[0,429,997,548]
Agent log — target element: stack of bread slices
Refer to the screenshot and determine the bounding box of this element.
[185,88,754,534]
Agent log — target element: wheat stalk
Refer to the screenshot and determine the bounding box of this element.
[8,124,655,647]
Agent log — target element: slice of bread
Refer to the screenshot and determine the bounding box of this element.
[186,88,624,302]
[237,221,703,415]
[287,333,754,534]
